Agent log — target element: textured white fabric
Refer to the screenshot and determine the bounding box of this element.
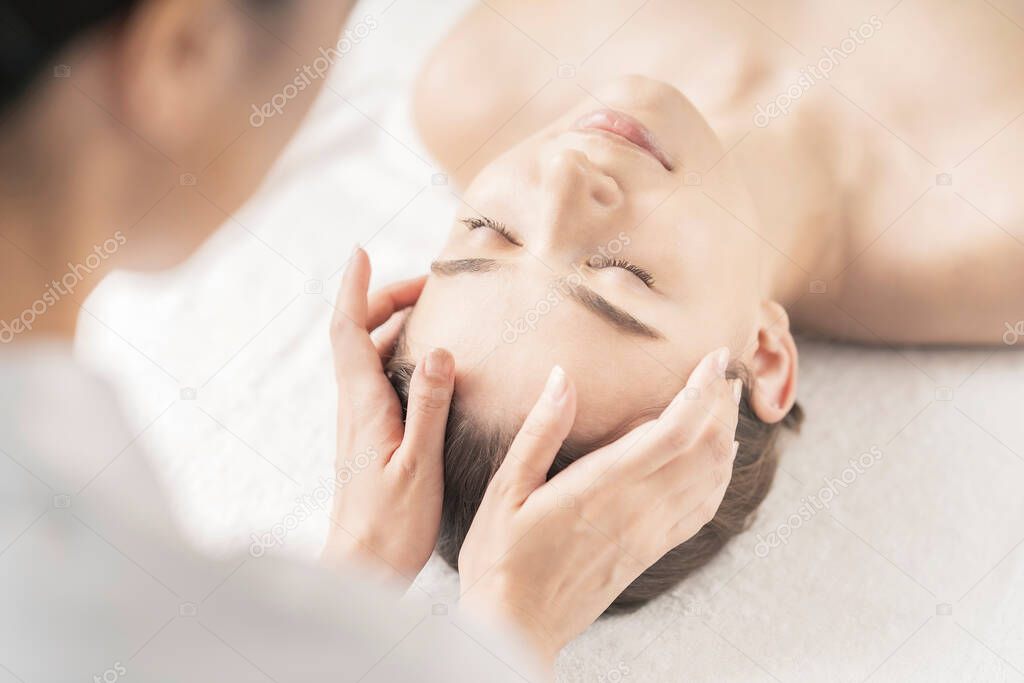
[73,1,1024,681]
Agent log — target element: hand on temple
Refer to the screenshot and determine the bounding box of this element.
[457,348,742,665]
[322,250,741,669]
[322,248,454,585]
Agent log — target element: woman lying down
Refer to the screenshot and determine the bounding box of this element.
[382,2,1023,613]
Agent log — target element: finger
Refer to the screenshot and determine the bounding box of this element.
[334,247,371,330]
[668,474,731,547]
[367,276,427,331]
[372,308,412,360]
[679,345,730,398]
[489,366,576,504]
[620,347,737,473]
[651,406,739,489]
[661,344,736,430]
[331,248,384,383]
[391,348,455,470]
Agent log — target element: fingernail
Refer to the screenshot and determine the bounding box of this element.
[731,379,743,404]
[543,365,568,402]
[714,347,730,377]
[732,441,740,460]
[424,348,452,380]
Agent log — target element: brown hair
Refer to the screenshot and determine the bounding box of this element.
[385,341,802,614]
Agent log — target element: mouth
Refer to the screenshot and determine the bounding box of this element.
[572,109,675,171]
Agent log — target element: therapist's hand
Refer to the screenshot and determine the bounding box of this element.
[321,248,453,586]
[458,348,741,665]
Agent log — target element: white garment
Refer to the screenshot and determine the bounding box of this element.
[0,343,538,683]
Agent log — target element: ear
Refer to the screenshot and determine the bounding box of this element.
[115,0,243,156]
[748,301,798,423]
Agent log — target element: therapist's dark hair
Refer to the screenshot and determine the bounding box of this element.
[385,336,803,614]
[0,0,285,115]
[1,1,137,113]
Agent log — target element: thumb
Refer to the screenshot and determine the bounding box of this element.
[491,366,576,503]
[391,348,455,471]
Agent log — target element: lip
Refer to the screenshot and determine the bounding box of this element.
[572,109,674,171]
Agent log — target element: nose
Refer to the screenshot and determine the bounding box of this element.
[541,148,622,209]
[537,149,623,250]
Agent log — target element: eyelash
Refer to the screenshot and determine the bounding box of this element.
[462,215,655,287]
[461,216,522,246]
[600,258,656,288]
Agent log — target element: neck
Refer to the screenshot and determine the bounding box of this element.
[0,161,118,346]
[683,33,847,308]
[1,212,89,346]
[0,80,146,349]
[711,109,845,308]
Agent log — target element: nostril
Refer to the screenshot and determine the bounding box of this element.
[590,174,623,208]
[542,149,622,207]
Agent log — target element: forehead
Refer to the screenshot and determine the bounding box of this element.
[404,272,685,442]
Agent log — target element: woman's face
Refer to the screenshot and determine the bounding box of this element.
[405,76,767,441]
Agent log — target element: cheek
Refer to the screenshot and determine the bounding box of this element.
[569,365,682,443]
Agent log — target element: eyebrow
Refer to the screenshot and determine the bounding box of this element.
[567,286,662,339]
[429,258,663,340]
[430,258,500,275]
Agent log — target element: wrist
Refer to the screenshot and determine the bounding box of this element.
[321,530,416,589]
[460,589,562,668]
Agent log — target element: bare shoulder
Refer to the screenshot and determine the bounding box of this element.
[788,3,1024,346]
[789,127,1024,347]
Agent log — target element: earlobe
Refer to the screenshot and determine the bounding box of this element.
[748,301,798,424]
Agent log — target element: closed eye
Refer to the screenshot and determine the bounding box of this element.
[460,215,655,287]
[589,256,656,288]
[461,216,523,246]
